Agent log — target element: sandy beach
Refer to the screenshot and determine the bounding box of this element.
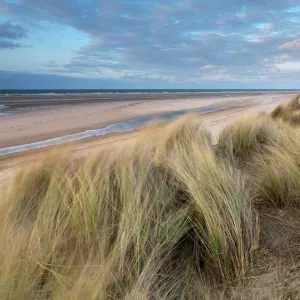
[0,92,296,148]
[0,92,297,183]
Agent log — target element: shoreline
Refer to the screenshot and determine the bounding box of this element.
[0,92,296,149]
[0,92,296,153]
[0,107,226,156]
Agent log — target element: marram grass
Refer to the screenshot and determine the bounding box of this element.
[1,95,300,299]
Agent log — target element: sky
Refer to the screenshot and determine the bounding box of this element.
[0,0,300,89]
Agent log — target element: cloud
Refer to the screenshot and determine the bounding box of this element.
[0,22,26,39]
[279,39,300,50]
[278,54,292,61]
[237,13,247,19]
[0,0,300,86]
[0,39,22,49]
[276,62,300,72]
[249,38,264,43]
[263,23,273,31]
[200,64,217,70]
[0,21,26,49]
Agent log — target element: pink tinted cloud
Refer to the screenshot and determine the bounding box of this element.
[263,24,273,31]
[279,39,300,50]
[278,54,292,61]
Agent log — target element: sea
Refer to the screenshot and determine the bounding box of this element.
[0,88,299,96]
[0,88,299,116]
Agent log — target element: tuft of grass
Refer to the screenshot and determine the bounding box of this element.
[270,104,290,120]
[271,95,300,127]
[217,106,300,209]
[287,94,300,111]
[252,149,300,208]
[216,114,280,165]
[152,117,258,281]
[250,125,300,209]
[0,117,259,299]
[287,114,300,126]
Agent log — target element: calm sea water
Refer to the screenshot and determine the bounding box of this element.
[0,89,299,96]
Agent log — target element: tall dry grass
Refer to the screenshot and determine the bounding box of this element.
[217,113,280,165]
[1,95,300,299]
[0,117,259,299]
[270,94,300,126]
[217,97,300,209]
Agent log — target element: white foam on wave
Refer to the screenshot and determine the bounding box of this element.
[0,107,225,156]
[0,105,9,115]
